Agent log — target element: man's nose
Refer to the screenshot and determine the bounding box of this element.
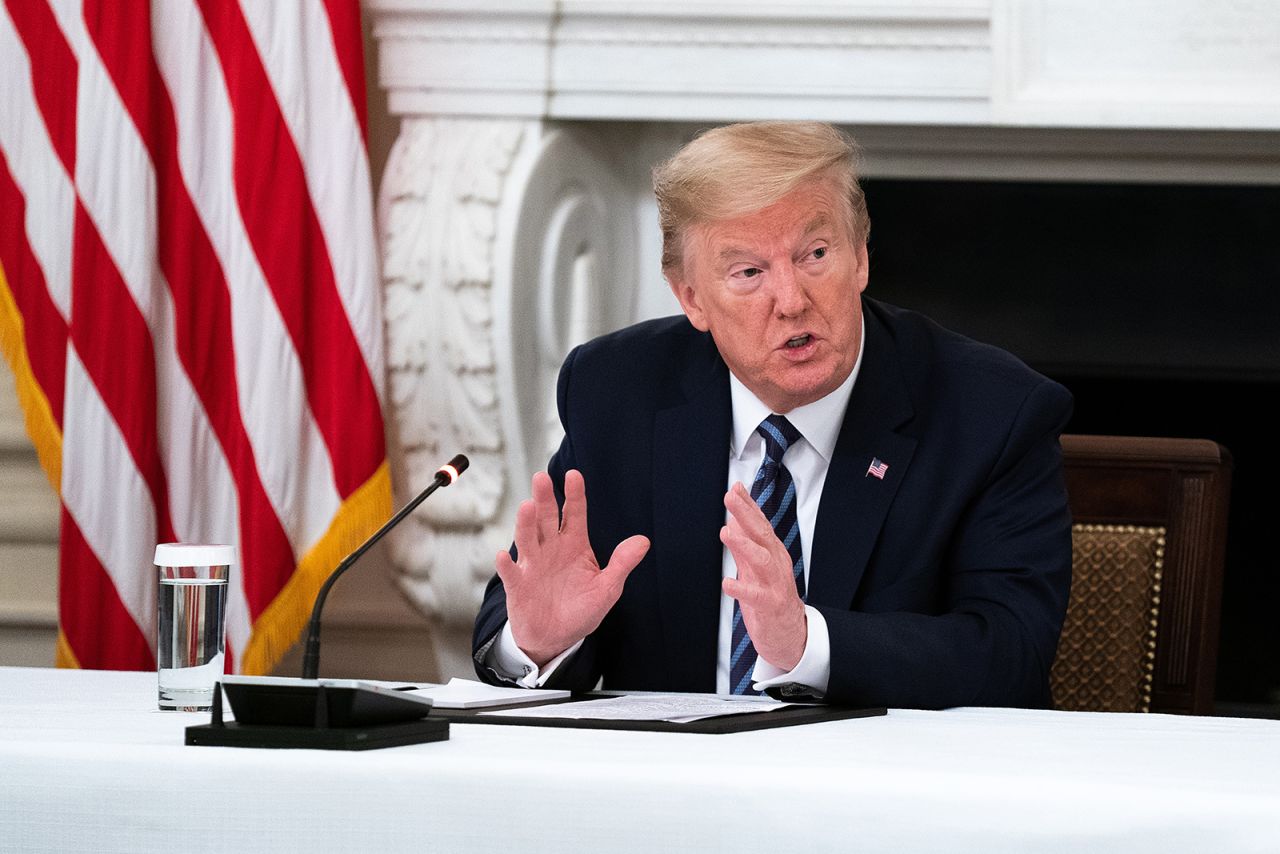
[772,264,808,317]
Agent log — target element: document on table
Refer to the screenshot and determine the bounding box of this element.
[479,693,801,723]
[366,678,571,709]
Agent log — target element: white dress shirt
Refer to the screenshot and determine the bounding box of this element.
[719,349,859,695]
[487,320,863,693]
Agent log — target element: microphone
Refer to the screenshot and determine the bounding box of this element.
[300,454,469,679]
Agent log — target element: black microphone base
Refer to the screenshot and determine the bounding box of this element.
[184,678,449,750]
[185,717,449,751]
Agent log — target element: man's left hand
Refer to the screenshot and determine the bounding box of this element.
[720,482,808,671]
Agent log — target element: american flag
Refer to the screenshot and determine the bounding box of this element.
[0,0,390,674]
[866,457,889,480]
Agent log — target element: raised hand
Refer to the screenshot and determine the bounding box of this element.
[720,482,808,671]
[495,469,650,667]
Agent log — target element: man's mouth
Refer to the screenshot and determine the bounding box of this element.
[785,334,812,349]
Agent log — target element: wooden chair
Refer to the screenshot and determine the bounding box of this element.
[1051,435,1232,714]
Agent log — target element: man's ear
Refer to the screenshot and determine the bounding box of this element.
[666,269,710,332]
[853,241,870,295]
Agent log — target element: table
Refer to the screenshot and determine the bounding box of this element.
[2,667,1278,853]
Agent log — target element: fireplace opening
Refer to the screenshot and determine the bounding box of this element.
[861,177,1280,714]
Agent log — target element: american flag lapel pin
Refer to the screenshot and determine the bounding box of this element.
[866,457,889,480]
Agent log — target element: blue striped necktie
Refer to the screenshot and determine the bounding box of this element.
[730,414,806,695]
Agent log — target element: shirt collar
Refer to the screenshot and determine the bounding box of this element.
[728,315,864,464]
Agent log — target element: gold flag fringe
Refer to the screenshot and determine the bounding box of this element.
[55,630,80,669]
[0,260,63,495]
[0,261,74,668]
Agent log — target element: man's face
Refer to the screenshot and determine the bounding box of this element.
[667,178,869,414]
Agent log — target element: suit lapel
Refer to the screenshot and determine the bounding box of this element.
[651,338,730,691]
[808,305,918,609]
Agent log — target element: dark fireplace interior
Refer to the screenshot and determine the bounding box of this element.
[862,177,1280,715]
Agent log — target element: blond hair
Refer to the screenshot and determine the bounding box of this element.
[653,121,869,274]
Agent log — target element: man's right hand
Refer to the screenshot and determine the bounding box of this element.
[495,469,650,667]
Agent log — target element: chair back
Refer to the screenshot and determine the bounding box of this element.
[1052,435,1231,714]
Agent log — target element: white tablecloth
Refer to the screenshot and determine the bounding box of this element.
[2,666,1278,853]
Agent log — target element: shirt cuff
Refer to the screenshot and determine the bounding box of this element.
[485,622,583,688]
[750,605,830,697]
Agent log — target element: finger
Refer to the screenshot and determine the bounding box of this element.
[725,510,785,556]
[494,549,519,585]
[575,535,648,629]
[722,575,766,609]
[722,575,742,600]
[725,575,802,634]
[530,471,559,543]
[724,482,778,545]
[512,499,540,566]
[721,578,768,612]
[560,469,589,536]
[721,520,780,582]
[603,534,650,587]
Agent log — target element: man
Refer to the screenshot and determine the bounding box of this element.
[473,121,1073,709]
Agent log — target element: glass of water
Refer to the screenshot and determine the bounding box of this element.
[154,544,235,711]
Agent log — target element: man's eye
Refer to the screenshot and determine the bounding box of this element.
[735,267,762,279]
[810,247,827,260]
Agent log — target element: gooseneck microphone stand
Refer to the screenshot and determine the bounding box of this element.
[301,454,469,680]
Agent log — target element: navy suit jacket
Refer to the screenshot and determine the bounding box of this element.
[474,298,1073,709]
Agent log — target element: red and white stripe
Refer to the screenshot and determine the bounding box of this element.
[0,0,389,673]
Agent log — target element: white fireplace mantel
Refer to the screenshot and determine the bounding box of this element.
[365,0,1280,660]
[370,0,1280,132]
